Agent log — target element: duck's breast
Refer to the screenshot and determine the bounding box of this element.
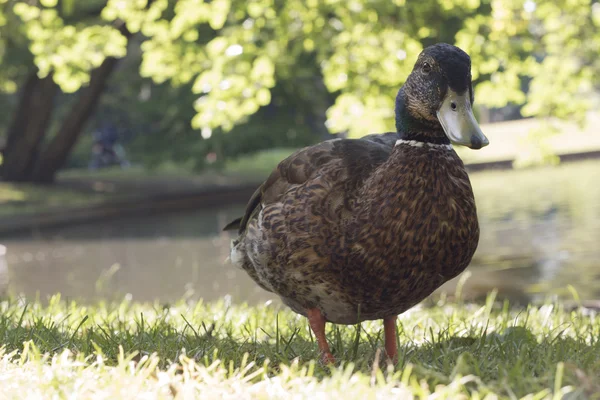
[330,146,480,318]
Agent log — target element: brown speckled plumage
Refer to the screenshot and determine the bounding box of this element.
[228,137,478,324]
[224,43,487,362]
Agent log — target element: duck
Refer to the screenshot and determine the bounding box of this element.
[224,43,489,364]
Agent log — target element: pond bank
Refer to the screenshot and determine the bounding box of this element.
[0,181,257,236]
[1,148,600,236]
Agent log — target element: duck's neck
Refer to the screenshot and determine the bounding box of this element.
[394,88,451,146]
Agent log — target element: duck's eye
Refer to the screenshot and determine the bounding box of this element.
[422,62,432,74]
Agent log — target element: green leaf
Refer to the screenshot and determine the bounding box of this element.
[40,0,58,8]
[256,88,271,106]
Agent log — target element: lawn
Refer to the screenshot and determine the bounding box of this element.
[0,294,598,398]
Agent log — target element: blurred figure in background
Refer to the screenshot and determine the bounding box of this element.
[88,122,130,170]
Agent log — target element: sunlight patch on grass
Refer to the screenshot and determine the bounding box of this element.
[0,185,27,203]
[457,113,600,165]
[0,294,598,398]
[0,182,108,217]
[0,345,503,399]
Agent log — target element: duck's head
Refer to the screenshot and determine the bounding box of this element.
[395,43,489,149]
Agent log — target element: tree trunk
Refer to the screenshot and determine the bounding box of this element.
[4,72,40,151]
[0,73,58,182]
[29,56,120,183]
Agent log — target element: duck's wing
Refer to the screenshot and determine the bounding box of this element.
[224,132,399,234]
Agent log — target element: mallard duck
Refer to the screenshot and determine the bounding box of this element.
[224,43,489,364]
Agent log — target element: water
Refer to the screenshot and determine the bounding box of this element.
[2,161,600,305]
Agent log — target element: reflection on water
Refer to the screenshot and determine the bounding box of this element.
[1,161,600,305]
[0,206,272,304]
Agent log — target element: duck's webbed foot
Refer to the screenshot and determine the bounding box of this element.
[307,308,335,364]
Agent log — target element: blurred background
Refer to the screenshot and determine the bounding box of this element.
[0,0,599,306]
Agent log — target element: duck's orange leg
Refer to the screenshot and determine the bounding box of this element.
[383,316,398,364]
[307,308,335,364]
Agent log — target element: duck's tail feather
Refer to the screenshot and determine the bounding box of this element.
[223,217,242,232]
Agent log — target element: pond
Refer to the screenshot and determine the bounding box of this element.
[1,160,600,306]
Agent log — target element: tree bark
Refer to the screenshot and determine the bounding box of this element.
[29,56,120,183]
[0,73,58,182]
[4,72,40,151]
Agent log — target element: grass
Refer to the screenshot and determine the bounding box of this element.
[57,149,298,181]
[223,148,297,177]
[0,293,599,398]
[0,182,109,217]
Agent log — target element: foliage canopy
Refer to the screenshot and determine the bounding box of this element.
[1,0,599,139]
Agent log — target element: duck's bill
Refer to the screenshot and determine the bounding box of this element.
[436,89,489,149]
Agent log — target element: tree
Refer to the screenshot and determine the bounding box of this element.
[100,0,600,140]
[458,0,600,164]
[0,0,132,182]
[1,0,599,183]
